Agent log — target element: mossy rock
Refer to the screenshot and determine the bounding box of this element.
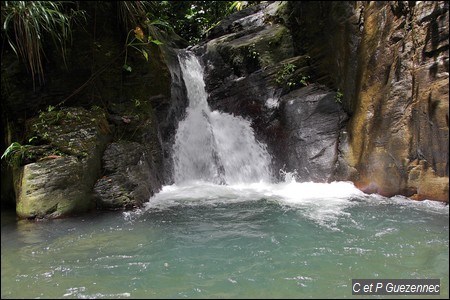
[26,107,110,159]
[14,107,111,219]
[213,24,294,77]
[15,157,94,218]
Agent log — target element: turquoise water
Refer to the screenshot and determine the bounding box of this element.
[1,181,449,299]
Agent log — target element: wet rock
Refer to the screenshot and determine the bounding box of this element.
[284,1,448,201]
[94,141,161,210]
[200,1,348,182]
[277,85,349,182]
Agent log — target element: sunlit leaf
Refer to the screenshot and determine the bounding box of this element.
[1,142,21,160]
[123,64,132,72]
[142,49,148,61]
[150,38,163,45]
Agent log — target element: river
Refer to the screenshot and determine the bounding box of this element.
[1,51,448,299]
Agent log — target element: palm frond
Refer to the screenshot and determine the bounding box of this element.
[1,1,86,90]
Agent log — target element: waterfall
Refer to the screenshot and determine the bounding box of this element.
[172,51,272,185]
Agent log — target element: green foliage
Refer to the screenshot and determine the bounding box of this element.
[229,1,249,12]
[37,105,65,126]
[276,63,295,85]
[1,0,262,92]
[1,142,32,167]
[247,43,259,59]
[117,1,155,32]
[133,99,141,107]
[119,1,169,73]
[1,140,70,167]
[1,1,86,89]
[31,106,75,147]
[335,89,344,104]
[123,25,159,72]
[300,74,310,87]
[240,43,260,71]
[276,63,310,89]
[155,1,261,44]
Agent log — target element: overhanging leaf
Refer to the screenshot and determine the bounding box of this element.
[123,64,132,72]
[142,49,148,61]
[150,38,163,45]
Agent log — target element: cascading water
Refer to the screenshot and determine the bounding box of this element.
[172,51,272,185]
[1,50,448,300]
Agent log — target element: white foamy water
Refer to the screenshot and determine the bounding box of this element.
[171,51,272,185]
[143,179,367,230]
[148,50,449,232]
[2,46,448,300]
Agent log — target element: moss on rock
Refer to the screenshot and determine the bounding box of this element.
[14,107,111,219]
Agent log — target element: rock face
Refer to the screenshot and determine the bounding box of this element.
[345,1,449,201]
[278,85,348,182]
[14,107,111,218]
[94,142,160,209]
[198,1,448,201]
[2,0,448,216]
[289,1,449,201]
[197,1,350,182]
[1,2,189,217]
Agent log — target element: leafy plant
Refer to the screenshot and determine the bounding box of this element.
[335,89,344,104]
[300,74,310,87]
[123,26,146,72]
[247,43,259,59]
[229,1,249,12]
[276,63,310,89]
[1,1,86,89]
[116,1,175,72]
[122,25,163,72]
[155,1,251,44]
[117,1,155,33]
[276,63,296,87]
[1,142,31,167]
[37,105,65,126]
[276,63,295,84]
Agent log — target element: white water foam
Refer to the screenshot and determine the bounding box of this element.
[172,51,272,185]
[138,51,448,231]
[142,178,366,230]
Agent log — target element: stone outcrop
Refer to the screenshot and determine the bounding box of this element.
[196,1,350,182]
[278,85,349,182]
[197,1,448,201]
[1,2,189,217]
[287,1,449,201]
[94,142,161,209]
[345,1,449,201]
[14,107,111,218]
[2,0,448,217]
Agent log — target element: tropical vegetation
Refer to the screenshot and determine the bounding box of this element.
[1,1,259,162]
[1,1,257,88]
